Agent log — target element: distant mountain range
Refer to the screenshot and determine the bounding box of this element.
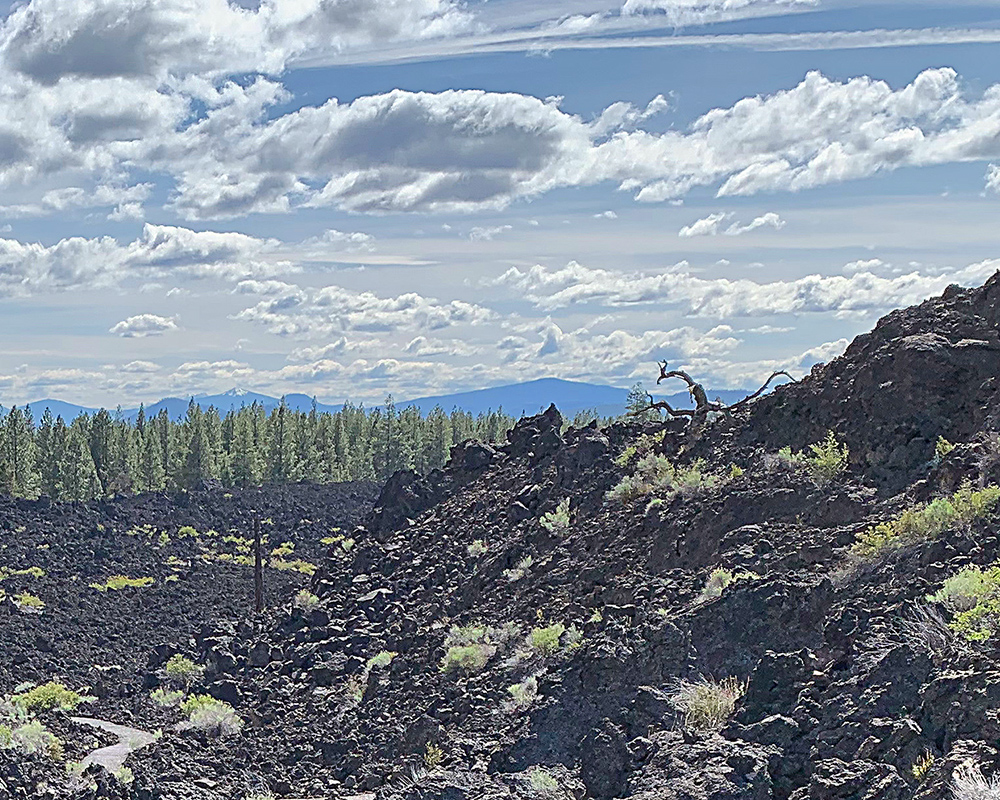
[9,378,761,422]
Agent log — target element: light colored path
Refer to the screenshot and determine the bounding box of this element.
[70,716,158,773]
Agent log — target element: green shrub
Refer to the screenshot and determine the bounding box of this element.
[671,676,746,732]
[12,681,83,712]
[853,483,1000,559]
[365,651,397,671]
[271,542,295,558]
[293,589,321,612]
[11,720,62,758]
[696,568,758,604]
[89,575,155,592]
[935,436,956,460]
[806,431,849,484]
[607,454,717,503]
[467,539,487,557]
[508,676,539,709]
[269,558,317,576]
[441,644,494,674]
[180,695,242,736]
[529,623,566,657]
[526,766,560,797]
[540,499,571,536]
[13,592,44,611]
[177,526,198,538]
[150,688,185,707]
[929,564,1000,642]
[164,655,204,687]
[503,555,534,582]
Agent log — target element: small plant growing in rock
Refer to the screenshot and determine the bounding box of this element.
[269,558,317,576]
[671,676,746,732]
[440,625,497,674]
[935,436,956,461]
[540,499,571,536]
[11,719,63,758]
[271,541,295,558]
[805,431,849,484]
[366,651,397,671]
[150,688,185,707]
[467,539,487,557]
[13,592,44,612]
[89,575,155,592]
[164,655,204,688]
[507,676,539,709]
[695,568,758,604]
[13,681,84,712]
[608,454,717,503]
[526,766,561,797]
[853,482,1000,559]
[293,589,321,612]
[423,742,445,769]
[114,766,135,786]
[529,623,566,657]
[503,555,534,582]
[179,695,243,736]
[911,751,935,782]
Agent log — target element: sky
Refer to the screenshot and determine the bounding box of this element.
[1,0,999,407]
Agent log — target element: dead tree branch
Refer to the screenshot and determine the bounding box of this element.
[629,362,793,421]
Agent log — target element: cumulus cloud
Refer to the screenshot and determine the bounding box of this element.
[678,212,729,237]
[726,212,785,235]
[987,163,1000,193]
[109,314,178,337]
[234,283,496,337]
[487,258,1000,316]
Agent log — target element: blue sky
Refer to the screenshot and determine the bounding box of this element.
[0,0,999,406]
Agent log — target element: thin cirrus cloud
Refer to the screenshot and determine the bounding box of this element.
[109,314,179,338]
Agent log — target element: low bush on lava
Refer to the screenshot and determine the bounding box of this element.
[150,688,185,707]
[293,589,321,612]
[695,568,758,604]
[774,431,849,485]
[607,453,718,504]
[853,482,1000,559]
[179,695,243,736]
[440,623,520,674]
[503,555,534,582]
[540,498,571,536]
[164,654,204,688]
[12,681,84,713]
[671,676,746,732]
[89,575,155,592]
[928,564,1000,642]
[507,676,539,709]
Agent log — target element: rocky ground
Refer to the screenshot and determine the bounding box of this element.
[4,273,1000,800]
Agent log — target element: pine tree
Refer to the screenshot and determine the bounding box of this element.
[63,420,101,501]
[0,406,40,498]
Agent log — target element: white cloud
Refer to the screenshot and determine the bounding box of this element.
[679,212,729,237]
[987,163,1000,193]
[620,0,816,25]
[469,225,513,241]
[109,314,179,337]
[234,284,496,337]
[725,212,785,235]
[593,210,618,219]
[487,258,1000,316]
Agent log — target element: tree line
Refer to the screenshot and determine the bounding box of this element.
[0,397,519,501]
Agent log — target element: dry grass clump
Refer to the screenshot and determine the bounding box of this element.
[671,676,746,732]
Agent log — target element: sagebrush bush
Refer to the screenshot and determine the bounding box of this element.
[507,676,539,709]
[293,589,321,612]
[440,644,494,674]
[179,695,243,736]
[671,676,746,732]
[526,767,560,797]
[503,555,534,582]
[12,681,83,712]
[696,568,757,604]
[440,623,521,674]
[540,499,571,536]
[89,575,155,592]
[10,720,62,758]
[806,431,849,484]
[608,453,717,503]
[929,564,1000,643]
[529,623,566,657]
[150,688,184,707]
[853,483,1000,559]
[269,558,317,576]
[164,655,204,687]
